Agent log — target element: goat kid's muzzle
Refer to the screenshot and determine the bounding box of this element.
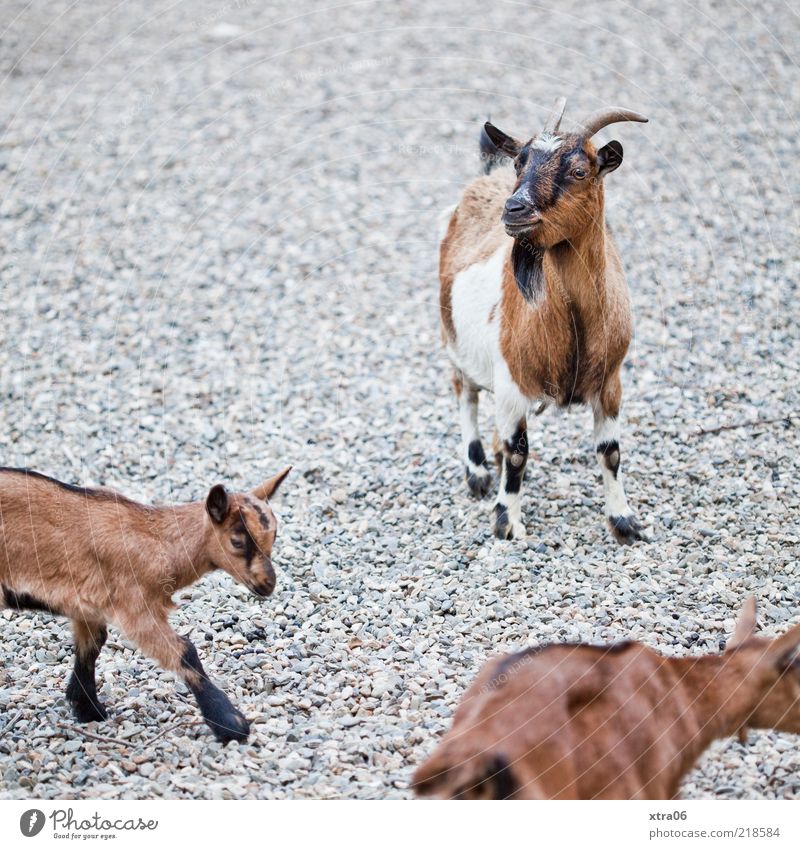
[502,195,542,238]
[249,559,277,598]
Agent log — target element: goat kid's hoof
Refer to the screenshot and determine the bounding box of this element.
[609,514,647,545]
[209,710,250,744]
[71,700,108,723]
[493,507,526,541]
[465,467,492,499]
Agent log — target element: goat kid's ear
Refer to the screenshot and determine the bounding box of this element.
[596,140,624,178]
[252,465,292,502]
[454,753,517,800]
[483,122,523,159]
[206,484,230,524]
[727,596,758,651]
[410,754,451,798]
[767,621,800,670]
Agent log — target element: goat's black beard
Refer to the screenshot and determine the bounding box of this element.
[511,238,545,304]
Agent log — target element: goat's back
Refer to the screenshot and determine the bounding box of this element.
[414,642,698,800]
[0,468,155,614]
[440,168,514,283]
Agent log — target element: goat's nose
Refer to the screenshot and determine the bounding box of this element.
[504,196,530,216]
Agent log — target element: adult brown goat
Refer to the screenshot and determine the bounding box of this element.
[0,465,291,743]
[412,598,800,799]
[439,97,648,543]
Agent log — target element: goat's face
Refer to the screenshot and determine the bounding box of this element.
[484,123,624,249]
[412,655,537,800]
[205,467,292,598]
[725,597,800,734]
[746,649,800,733]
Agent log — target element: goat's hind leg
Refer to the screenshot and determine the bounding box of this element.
[66,618,108,722]
[454,370,491,498]
[118,611,249,744]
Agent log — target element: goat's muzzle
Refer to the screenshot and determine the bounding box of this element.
[502,196,542,238]
[250,558,276,598]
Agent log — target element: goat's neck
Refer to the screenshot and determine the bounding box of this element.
[147,504,214,590]
[545,216,607,311]
[666,654,757,753]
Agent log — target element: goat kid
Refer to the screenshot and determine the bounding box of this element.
[439,97,648,543]
[0,465,291,743]
[412,597,800,800]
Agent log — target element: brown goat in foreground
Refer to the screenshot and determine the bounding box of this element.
[0,465,291,743]
[412,598,800,799]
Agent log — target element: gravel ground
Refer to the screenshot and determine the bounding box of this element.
[1,0,799,800]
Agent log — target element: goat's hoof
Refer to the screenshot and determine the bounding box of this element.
[209,710,250,744]
[493,507,526,541]
[465,467,492,499]
[609,515,647,545]
[71,700,108,723]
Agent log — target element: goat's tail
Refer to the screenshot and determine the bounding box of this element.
[479,122,503,175]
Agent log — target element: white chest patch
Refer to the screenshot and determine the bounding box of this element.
[448,245,507,392]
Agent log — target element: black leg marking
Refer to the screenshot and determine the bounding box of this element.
[596,440,620,477]
[493,421,528,540]
[465,439,491,498]
[181,638,249,744]
[66,625,108,723]
[608,514,647,545]
[502,426,528,495]
[468,440,487,467]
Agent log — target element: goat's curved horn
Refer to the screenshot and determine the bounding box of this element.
[543,96,567,134]
[577,108,648,137]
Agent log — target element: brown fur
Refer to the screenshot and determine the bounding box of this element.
[412,599,800,800]
[0,465,291,740]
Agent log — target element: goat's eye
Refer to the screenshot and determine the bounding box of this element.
[230,538,245,550]
[572,167,587,179]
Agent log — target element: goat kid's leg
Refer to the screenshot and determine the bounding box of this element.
[66,619,108,722]
[593,394,645,545]
[119,613,249,743]
[454,371,491,498]
[493,409,529,541]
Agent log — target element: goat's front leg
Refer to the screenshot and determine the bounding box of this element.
[66,618,108,722]
[493,400,529,540]
[593,380,645,545]
[118,611,249,744]
[453,370,492,497]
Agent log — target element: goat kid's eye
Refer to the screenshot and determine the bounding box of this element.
[572,167,587,179]
[230,538,245,550]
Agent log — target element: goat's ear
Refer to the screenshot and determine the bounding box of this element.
[410,754,451,798]
[483,122,523,158]
[206,484,230,524]
[252,465,292,502]
[596,140,623,178]
[726,596,758,651]
[766,622,800,670]
[455,753,517,800]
